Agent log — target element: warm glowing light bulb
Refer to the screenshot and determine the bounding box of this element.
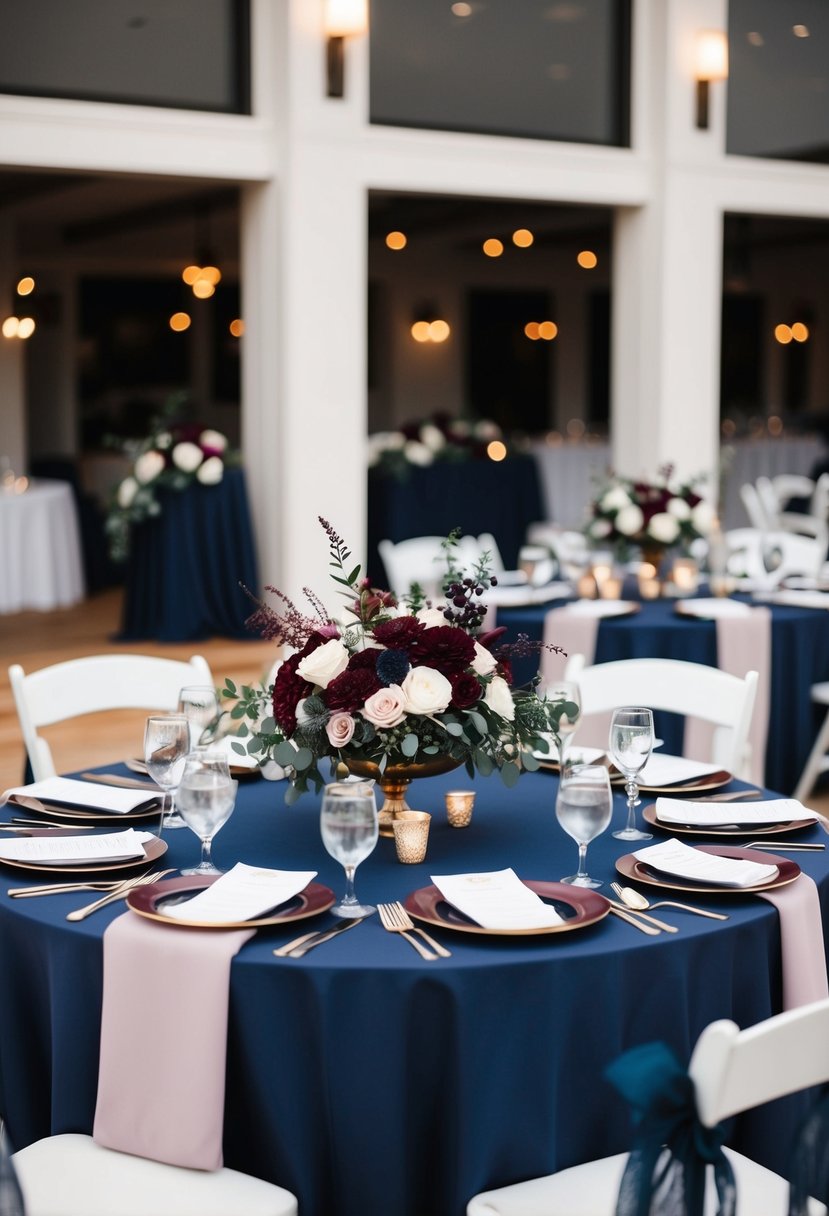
[411,321,431,342]
[451,2,473,15]
[1,317,18,338]
[768,415,783,436]
[793,24,810,37]
[538,321,558,340]
[192,280,215,299]
[512,228,534,248]
[487,440,507,462]
[483,238,504,258]
[200,266,222,286]
[169,312,192,332]
[16,276,35,296]
[16,317,35,339]
[566,418,586,439]
[524,322,540,340]
[791,322,809,342]
[774,324,793,344]
[229,318,245,338]
[182,265,201,285]
[429,319,450,342]
[577,250,598,269]
[385,230,407,251]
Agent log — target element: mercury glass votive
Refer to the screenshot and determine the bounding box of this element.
[672,557,699,595]
[445,790,476,828]
[392,811,432,863]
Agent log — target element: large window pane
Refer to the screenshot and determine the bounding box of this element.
[370,0,630,146]
[727,0,829,162]
[0,0,249,114]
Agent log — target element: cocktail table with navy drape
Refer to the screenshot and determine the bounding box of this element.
[0,766,826,1216]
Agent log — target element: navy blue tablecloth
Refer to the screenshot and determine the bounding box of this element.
[368,455,543,585]
[0,766,826,1216]
[500,596,829,795]
[119,467,258,642]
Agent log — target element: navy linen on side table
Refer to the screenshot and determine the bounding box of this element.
[0,765,827,1216]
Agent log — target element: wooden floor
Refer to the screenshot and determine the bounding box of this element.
[0,588,276,790]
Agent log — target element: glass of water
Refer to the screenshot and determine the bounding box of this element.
[144,713,190,831]
[177,685,220,751]
[555,763,613,888]
[320,781,379,919]
[175,750,237,876]
[609,706,655,841]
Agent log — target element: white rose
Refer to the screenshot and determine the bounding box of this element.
[600,486,631,512]
[471,641,497,676]
[405,440,433,466]
[199,429,228,452]
[419,423,446,452]
[484,675,515,721]
[362,685,407,728]
[667,496,691,520]
[134,450,165,484]
[197,456,224,485]
[588,518,612,539]
[691,501,716,534]
[296,639,350,689]
[615,504,645,536]
[155,431,172,450]
[172,441,203,473]
[647,512,680,544]
[384,431,407,451]
[401,666,452,715]
[416,607,449,628]
[117,476,139,508]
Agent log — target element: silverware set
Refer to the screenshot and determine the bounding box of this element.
[6,868,174,919]
[273,901,452,960]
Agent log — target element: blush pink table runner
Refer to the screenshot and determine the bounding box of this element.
[758,875,829,1010]
[93,912,254,1170]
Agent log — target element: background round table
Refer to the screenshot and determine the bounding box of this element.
[0,766,827,1216]
[0,479,85,614]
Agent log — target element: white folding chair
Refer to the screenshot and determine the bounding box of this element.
[377,536,455,598]
[772,473,816,511]
[725,528,827,581]
[467,998,829,1216]
[793,680,829,803]
[740,481,774,531]
[8,653,213,781]
[563,655,758,778]
[12,1133,297,1216]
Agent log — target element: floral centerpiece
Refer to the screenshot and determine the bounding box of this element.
[225,520,571,815]
[585,466,715,559]
[106,421,238,560]
[368,414,504,478]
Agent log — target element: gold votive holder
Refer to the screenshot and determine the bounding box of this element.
[637,562,660,600]
[576,573,597,599]
[392,811,432,863]
[672,557,699,596]
[598,575,623,600]
[445,790,476,828]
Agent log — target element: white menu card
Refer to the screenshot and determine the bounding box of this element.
[655,797,815,828]
[161,862,317,923]
[430,868,564,929]
[0,829,153,865]
[633,839,777,888]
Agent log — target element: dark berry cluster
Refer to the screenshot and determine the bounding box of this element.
[442,574,498,630]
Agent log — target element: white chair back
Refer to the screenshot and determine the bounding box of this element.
[772,473,815,510]
[563,655,758,775]
[378,536,460,598]
[725,527,826,580]
[755,476,782,529]
[9,653,213,781]
[740,481,773,531]
[812,473,829,523]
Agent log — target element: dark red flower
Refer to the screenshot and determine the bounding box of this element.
[372,617,426,651]
[272,654,311,735]
[298,630,337,659]
[324,666,382,713]
[450,672,482,709]
[409,625,476,675]
[349,648,381,671]
[497,656,514,685]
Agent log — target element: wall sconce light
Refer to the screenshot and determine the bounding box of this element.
[694,29,728,129]
[324,0,369,98]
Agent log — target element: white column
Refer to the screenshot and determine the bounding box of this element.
[0,220,26,473]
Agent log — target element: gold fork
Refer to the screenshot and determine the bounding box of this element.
[382,901,451,958]
[65,869,175,921]
[377,903,438,960]
[9,877,143,898]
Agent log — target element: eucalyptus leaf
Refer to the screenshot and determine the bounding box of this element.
[401,733,419,757]
[500,761,520,788]
[475,749,494,777]
[284,783,301,806]
[466,711,488,736]
[445,722,464,737]
[293,748,314,771]
[275,741,299,767]
[521,751,540,772]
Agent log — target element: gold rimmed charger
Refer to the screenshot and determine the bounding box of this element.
[615,844,800,896]
[642,803,815,838]
[610,768,732,795]
[403,879,609,937]
[126,874,335,930]
[0,834,167,877]
[5,796,162,824]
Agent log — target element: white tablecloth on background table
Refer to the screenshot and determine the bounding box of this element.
[0,480,85,613]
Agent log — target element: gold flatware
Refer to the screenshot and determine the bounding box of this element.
[378,902,439,959]
[606,897,677,933]
[745,841,825,851]
[606,904,661,935]
[2,819,95,831]
[379,900,451,957]
[65,869,175,921]
[274,916,368,958]
[611,881,728,921]
[79,772,160,792]
[9,877,142,897]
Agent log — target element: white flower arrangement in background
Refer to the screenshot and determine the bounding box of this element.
[368,415,505,477]
[585,466,713,556]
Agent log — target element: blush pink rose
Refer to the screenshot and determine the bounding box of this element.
[361,685,407,728]
[325,712,356,748]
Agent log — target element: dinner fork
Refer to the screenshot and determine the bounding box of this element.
[380,901,451,958]
[8,877,144,897]
[65,869,175,921]
[377,903,438,960]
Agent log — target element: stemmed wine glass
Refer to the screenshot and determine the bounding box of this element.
[555,764,613,888]
[544,681,581,772]
[609,706,654,841]
[177,685,220,751]
[144,713,190,830]
[320,781,378,919]
[175,750,237,875]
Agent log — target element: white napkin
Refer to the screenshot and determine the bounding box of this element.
[655,797,816,828]
[768,589,829,610]
[3,776,158,815]
[216,737,259,770]
[676,598,752,620]
[0,829,153,866]
[485,582,572,608]
[532,742,605,766]
[636,753,724,786]
[161,862,317,924]
[566,599,637,618]
[633,838,777,888]
[430,867,564,929]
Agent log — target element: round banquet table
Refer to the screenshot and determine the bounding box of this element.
[0,767,828,1216]
[500,594,829,795]
[0,479,85,614]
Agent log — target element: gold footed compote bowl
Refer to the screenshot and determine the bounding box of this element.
[346,755,462,836]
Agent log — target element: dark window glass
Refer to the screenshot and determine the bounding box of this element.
[369,0,630,146]
[0,0,250,114]
[727,0,829,162]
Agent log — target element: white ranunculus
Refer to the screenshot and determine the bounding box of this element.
[484,675,515,721]
[404,440,433,466]
[384,431,407,451]
[197,456,224,485]
[600,486,632,512]
[419,423,446,452]
[667,496,691,520]
[134,450,165,484]
[401,666,452,715]
[199,429,228,452]
[647,512,681,544]
[615,504,645,536]
[117,476,139,508]
[471,641,497,676]
[296,639,350,689]
[588,518,613,539]
[416,607,449,627]
[691,501,716,534]
[172,441,203,473]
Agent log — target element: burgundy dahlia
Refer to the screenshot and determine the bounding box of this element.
[409,625,476,675]
[449,672,482,709]
[324,666,382,713]
[349,648,381,671]
[371,616,426,651]
[272,654,311,735]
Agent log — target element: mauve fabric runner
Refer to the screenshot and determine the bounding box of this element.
[541,607,611,747]
[93,912,254,1170]
[758,875,829,1010]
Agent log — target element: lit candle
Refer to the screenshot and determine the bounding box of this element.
[672,558,699,595]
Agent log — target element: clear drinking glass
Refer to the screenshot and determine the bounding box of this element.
[175,751,237,876]
[177,685,220,751]
[609,706,654,841]
[555,763,613,888]
[544,680,581,771]
[320,781,379,919]
[144,713,190,830]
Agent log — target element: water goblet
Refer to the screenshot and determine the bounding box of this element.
[144,713,190,830]
[544,680,581,772]
[609,706,654,841]
[555,764,613,888]
[320,781,378,919]
[177,684,220,751]
[175,752,237,876]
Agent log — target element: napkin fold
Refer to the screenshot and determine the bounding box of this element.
[93,913,254,1170]
[633,839,778,888]
[637,754,724,787]
[758,876,829,1010]
[0,829,152,865]
[430,868,564,930]
[3,776,158,815]
[654,796,815,828]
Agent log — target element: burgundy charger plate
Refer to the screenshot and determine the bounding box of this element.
[0,833,167,876]
[127,874,335,930]
[642,803,814,838]
[615,844,800,895]
[403,879,609,937]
